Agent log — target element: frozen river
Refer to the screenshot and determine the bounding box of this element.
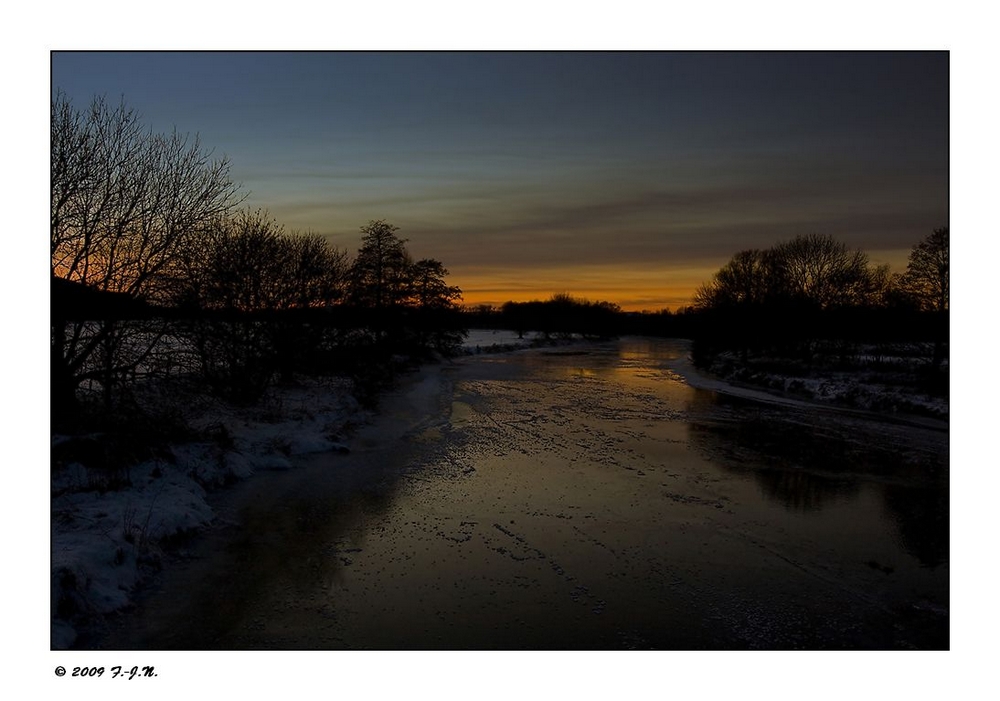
[105,338,948,649]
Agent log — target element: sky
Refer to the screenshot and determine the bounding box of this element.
[51,51,949,311]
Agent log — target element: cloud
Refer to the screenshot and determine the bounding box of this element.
[400,179,947,270]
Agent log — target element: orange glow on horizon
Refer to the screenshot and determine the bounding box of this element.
[449,249,914,313]
[456,287,702,312]
[447,264,717,313]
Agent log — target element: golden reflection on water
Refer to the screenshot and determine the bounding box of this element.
[325,338,948,648]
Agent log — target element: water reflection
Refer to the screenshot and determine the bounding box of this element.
[681,366,948,568]
[492,339,948,570]
[881,484,949,569]
[754,468,858,512]
[686,407,863,512]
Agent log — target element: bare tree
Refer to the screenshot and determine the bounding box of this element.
[51,92,242,420]
[903,227,949,313]
[198,209,290,313]
[692,235,902,365]
[902,227,949,368]
[769,234,873,309]
[693,248,773,310]
[182,211,285,401]
[51,92,242,299]
[698,236,895,314]
[863,263,899,309]
[188,212,349,313]
[181,210,352,399]
[283,233,351,309]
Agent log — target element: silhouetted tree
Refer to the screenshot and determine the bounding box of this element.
[340,221,466,397]
[693,248,783,362]
[283,233,350,309]
[692,234,911,365]
[51,92,242,301]
[768,234,875,310]
[696,234,894,314]
[180,210,286,400]
[864,263,899,309]
[172,212,348,313]
[406,258,465,355]
[410,258,462,310]
[181,209,351,400]
[51,92,242,422]
[903,227,949,314]
[693,248,773,310]
[198,210,290,312]
[902,227,949,368]
[499,294,621,340]
[271,231,350,378]
[348,220,412,311]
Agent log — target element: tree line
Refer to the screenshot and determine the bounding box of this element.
[692,230,948,316]
[460,230,948,374]
[51,93,464,426]
[462,294,623,341]
[687,229,949,381]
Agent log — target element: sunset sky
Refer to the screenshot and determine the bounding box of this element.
[51,51,949,311]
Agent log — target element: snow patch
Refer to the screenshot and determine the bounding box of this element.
[50,374,362,648]
[666,345,948,422]
[462,329,537,353]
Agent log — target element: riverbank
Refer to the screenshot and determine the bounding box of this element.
[51,330,531,648]
[662,340,948,428]
[51,373,365,649]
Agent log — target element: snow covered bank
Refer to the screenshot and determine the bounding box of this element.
[462,329,537,353]
[462,329,601,355]
[665,343,948,423]
[51,375,363,649]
